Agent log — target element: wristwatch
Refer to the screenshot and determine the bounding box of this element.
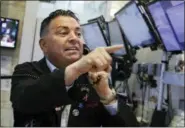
[100,89,117,105]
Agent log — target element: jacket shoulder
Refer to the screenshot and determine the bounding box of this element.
[14,61,37,70]
[13,58,49,74]
[13,61,39,74]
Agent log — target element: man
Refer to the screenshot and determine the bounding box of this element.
[10,9,139,127]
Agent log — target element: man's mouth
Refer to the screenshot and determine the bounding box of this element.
[65,47,79,51]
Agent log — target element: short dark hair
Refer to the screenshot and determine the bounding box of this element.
[40,9,79,37]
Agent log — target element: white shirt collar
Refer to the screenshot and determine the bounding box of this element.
[46,58,57,72]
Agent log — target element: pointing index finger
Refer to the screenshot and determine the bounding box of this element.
[104,45,123,53]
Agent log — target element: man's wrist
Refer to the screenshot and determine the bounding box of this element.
[100,89,117,105]
[70,62,82,77]
[65,64,80,86]
[107,99,117,105]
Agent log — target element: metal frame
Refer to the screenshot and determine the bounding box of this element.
[157,51,168,110]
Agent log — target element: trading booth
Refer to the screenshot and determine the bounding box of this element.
[1,0,184,127]
[80,0,184,127]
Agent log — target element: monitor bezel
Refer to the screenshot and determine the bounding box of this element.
[88,15,109,45]
[80,21,109,49]
[146,0,184,52]
[88,15,105,24]
[107,18,127,56]
[0,16,19,49]
[114,0,156,49]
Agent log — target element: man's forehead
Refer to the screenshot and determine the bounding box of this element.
[49,16,81,30]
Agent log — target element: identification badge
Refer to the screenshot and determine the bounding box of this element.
[72,109,79,116]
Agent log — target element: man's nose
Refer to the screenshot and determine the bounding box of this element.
[69,32,78,41]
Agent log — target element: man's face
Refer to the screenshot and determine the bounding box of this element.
[40,16,84,68]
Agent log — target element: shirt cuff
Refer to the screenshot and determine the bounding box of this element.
[66,84,73,91]
[104,100,118,115]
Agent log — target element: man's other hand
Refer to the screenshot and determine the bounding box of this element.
[65,45,123,86]
[72,45,123,75]
[88,71,112,99]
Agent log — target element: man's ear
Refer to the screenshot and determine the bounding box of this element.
[39,38,48,53]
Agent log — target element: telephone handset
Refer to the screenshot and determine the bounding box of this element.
[83,44,91,55]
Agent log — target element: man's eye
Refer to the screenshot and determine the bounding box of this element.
[58,32,68,35]
[77,33,81,37]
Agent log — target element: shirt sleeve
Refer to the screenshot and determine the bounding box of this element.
[104,100,118,115]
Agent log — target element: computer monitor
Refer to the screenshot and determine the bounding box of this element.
[88,16,109,45]
[108,20,126,56]
[147,1,184,52]
[81,22,108,50]
[0,17,19,49]
[115,1,155,48]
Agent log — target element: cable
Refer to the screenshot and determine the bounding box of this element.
[141,82,147,122]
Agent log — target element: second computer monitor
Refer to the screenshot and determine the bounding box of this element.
[81,22,108,50]
[108,20,126,56]
[147,1,184,52]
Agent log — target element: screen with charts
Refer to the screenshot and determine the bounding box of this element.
[81,22,108,50]
[0,17,19,48]
[108,20,126,56]
[148,1,184,51]
[115,1,155,47]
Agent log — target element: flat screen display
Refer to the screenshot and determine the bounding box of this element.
[81,22,107,50]
[115,1,155,47]
[108,20,126,56]
[0,17,19,48]
[148,1,184,51]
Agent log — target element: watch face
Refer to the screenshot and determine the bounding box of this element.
[72,109,80,116]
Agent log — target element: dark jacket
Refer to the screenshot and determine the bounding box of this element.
[10,58,139,127]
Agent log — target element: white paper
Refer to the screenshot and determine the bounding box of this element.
[1,79,11,91]
[1,56,12,91]
[1,56,12,75]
